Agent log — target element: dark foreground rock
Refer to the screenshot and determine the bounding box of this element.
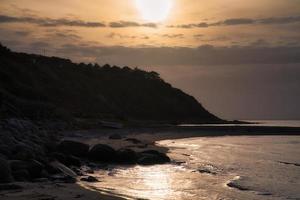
[57,140,89,157]
[0,158,13,183]
[12,169,30,181]
[80,176,98,182]
[108,134,123,140]
[51,152,81,167]
[0,183,23,191]
[116,149,137,164]
[137,150,170,165]
[9,160,45,181]
[125,138,142,144]
[88,144,116,162]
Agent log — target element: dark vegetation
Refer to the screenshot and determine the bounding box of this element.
[0,43,220,124]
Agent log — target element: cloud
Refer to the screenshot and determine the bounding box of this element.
[0,15,106,27]
[258,16,300,24]
[109,21,157,28]
[168,22,208,28]
[161,34,184,38]
[217,18,254,26]
[14,30,31,36]
[250,39,270,47]
[0,14,158,29]
[194,34,204,38]
[170,15,300,29]
[107,32,150,40]
[48,43,300,66]
[29,41,50,49]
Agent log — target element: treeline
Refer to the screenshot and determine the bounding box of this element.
[0,43,220,123]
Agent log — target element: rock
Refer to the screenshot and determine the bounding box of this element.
[198,168,217,175]
[125,138,142,144]
[0,158,13,183]
[9,160,44,180]
[85,169,94,174]
[51,152,66,162]
[51,152,81,167]
[50,161,77,178]
[0,153,6,159]
[80,176,98,182]
[65,155,82,167]
[12,169,30,181]
[50,174,77,183]
[48,161,77,183]
[116,149,137,164]
[39,170,49,179]
[32,178,49,183]
[108,134,123,140]
[88,144,116,162]
[11,144,35,160]
[27,160,44,178]
[227,181,249,191]
[9,160,28,171]
[57,140,89,157]
[141,150,165,156]
[137,150,170,165]
[71,167,83,176]
[0,184,23,191]
[0,145,11,158]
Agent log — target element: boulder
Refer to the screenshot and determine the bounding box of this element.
[65,155,81,167]
[0,145,11,158]
[137,150,170,165]
[11,143,35,160]
[0,184,23,191]
[12,169,30,181]
[88,144,116,162]
[9,160,44,179]
[27,160,44,178]
[57,140,89,157]
[51,152,81,167]
[0,158,13,183]
[49,161,77,183]
[116,149,137,164]
[5,119,38,133]
[50,161,77,177]
[108,134,122,140]
[80,176,98,182]
[141,150,168,157]
[9,160,28,171]
[125,138,142,144]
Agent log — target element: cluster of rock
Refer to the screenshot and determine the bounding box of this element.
[58,140,170,166]
[0,119,60,184]
[0,119,170,186]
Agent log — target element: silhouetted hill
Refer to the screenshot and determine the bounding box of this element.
[0,44,221,123]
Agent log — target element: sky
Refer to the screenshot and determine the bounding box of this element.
[0,0,300,120]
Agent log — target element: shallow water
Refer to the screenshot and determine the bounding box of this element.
[83,136,300,200]
[180,120,300,127]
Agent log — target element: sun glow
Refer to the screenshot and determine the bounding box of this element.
[135,0,173,22]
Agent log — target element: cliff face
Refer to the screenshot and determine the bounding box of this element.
[0,44,221,123]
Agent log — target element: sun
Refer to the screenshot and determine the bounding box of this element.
[135,0,173,22]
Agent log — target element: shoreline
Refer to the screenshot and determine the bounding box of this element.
[1,124,300,200]
[63,125,300,143]
[64,125,300,200]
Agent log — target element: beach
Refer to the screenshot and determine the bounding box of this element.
[1,122,300,200]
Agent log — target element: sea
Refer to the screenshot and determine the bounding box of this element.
[81,120,300,200]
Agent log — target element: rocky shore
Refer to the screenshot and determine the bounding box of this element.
[0,119,171,199]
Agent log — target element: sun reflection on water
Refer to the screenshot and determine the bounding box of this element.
[134,166,171,199]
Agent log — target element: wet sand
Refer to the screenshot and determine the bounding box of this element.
[0,181,124,200]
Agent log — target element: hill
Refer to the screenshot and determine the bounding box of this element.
[0,44,221,124]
